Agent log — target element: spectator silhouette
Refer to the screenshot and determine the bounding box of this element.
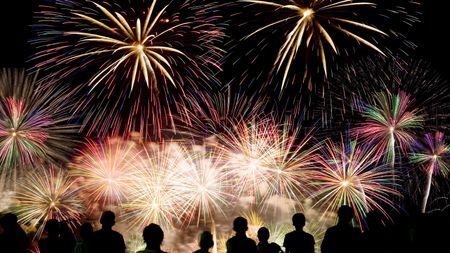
[226,216,257,253]
[91,211,125,253]
[74,222,93,253]
[257,227,282,253]
[0,212,29,253]
[321,205,361,253]
[59,221,76,253]
[38,219,64,253]
[363,211,393,253]
[193,231,214,253]
[283,213,314,253]
[137,223,166,253]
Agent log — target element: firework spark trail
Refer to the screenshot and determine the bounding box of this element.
[326,56,449,128]
[15,165,83,238]
[0,69,79,179]
[410,132,450,213]
[217,117,319,210]
[312,137,399,226]
[176,88,266,138]
[31,0,224,138]
[353,91,424,166]
[240,0,386,89]
[69,138,139,208]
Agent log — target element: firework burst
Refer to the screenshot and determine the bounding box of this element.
[326,56,449,128]
[240,0,386,89]
[14,165,83,238]
[121,142,186,230]
[312,137,399,226]
[31,0,223,138]
[174,146,234,226]
[410,132,450,212]
[218,117,318,209]
[69,138,139,208]
[0,69,79,178]
[353,91,423,166]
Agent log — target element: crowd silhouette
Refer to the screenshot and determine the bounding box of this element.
[0,206,449,253]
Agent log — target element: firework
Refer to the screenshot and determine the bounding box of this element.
[312,137,399,226]
[239,0,386,89]
[14,165,83,238]
[353,91,423,166]
[31,0,223,138]
[69,138,139,208]
[177,87,266,138]
[218,117,318,209]
[410,132,450,213]
[121,142,187,229]
[0,69,79,178]
[174,146,235,226]
[327,56,449,128]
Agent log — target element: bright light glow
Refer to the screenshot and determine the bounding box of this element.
[303,9,313,17]
[341,180,349,187]
[136,44,144,52]
[389,126,395,133]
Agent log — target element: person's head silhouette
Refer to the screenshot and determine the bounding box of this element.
[233,217,248,235]
[257,227,270,243]
[100,211,116,229]
[198,231,214,250]
[292,213,306,230]
[337,205,354,225]
[0,213,19,232]
[45,219,60,238]
[143,223,164,249]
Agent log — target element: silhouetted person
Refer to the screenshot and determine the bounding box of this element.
[283,213,314,253]
[74,222,93,253]
[193,231,214,253]
[0,212,29,253]
[59,221,75,253]
[321,206,361,253]
[91,211,125,253]
[257,227,282,253]
[363,211,392,253]
[137,223,166,253]
[226,216,257,253]
[39,219,63,253]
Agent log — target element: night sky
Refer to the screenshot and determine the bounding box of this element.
[0,0,449,78]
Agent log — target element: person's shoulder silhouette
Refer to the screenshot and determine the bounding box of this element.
[91,211,126,253]
[137,223,167,253]
[0,212,29,253]
[283,213,314,253]
[321,206,361,253]
[226,217,257,253]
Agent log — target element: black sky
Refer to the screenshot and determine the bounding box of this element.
[0,0,449,79]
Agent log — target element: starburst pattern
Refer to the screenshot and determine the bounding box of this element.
[241,0,386,88]
[410,132,450,212]
[0,69,79,177]
[313,138,399,226]
[353,91,424,165]
[15,166,83,238]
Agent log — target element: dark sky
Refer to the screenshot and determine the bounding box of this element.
[0,0,449,78]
